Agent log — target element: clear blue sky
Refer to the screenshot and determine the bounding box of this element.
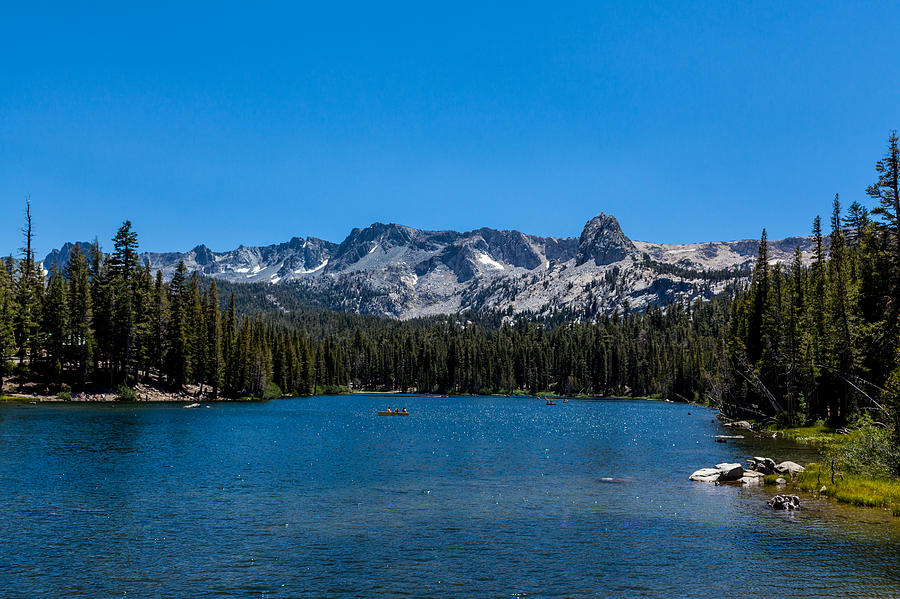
[2,1,899,257]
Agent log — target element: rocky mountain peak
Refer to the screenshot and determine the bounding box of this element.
[191,244,215,266]
[42,241,93,271]
[575,213,635,266]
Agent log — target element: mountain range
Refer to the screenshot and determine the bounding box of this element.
[44,213,813,319]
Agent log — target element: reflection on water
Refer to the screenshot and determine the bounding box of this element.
[0,397,898,597]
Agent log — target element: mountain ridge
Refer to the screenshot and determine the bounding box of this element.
[43,212,815,319]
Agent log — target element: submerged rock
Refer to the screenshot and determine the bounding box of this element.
[767,494,801,510]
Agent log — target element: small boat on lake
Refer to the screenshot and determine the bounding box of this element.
[377,409,409,416]
[546,400,556,406]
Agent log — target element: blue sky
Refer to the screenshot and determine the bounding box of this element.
[2,1,899,257]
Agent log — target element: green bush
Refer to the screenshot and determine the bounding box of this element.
[828,416,898,478]
[317,384,350,396]
[116,384,137,401]
[262,382,282,400]
[56,391,72,401]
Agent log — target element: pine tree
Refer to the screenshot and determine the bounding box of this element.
[844,201,870,247]
[14,198,42,380]
[188,273,204,387]
[166,261,189,388]
[867,130,900,270]
[89,240,115,385]
[65,244,93,388]
[205,281,223,398]
[746,229,770,364]
[825,195,855,420]
[42,260,68,387]
[132,264,154,381]
[110,221,139,384]
[0,257,16,392]
[150,270,167,382]
[785,246,806,420]
[807,215,827,417]
[223,292,237,395]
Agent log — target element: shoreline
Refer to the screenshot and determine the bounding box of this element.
[1,389,683,404]
[711,418,900,517]
[0,394,267,403]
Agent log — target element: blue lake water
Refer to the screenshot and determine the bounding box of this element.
[1,396,898,597]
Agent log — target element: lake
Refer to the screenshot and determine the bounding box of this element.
[1,397,898,597]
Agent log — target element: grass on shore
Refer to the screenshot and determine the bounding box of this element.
[764,423,844,448]
[761,464,900,516]
[773,464,900,515]
[758,419,900,516]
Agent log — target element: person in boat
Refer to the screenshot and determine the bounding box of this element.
[394,408,400,414]
[401,408,408,414]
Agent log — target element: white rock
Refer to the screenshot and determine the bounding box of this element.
[689,468,722,483]
[775,461,805,476]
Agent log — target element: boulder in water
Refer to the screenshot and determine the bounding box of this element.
[740,470,765,485]
[767,494,801,510]
[747,457,777,474]
[715,462,744,481]
[689,468,723,483]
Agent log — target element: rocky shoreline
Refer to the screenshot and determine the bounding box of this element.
[2,382,249,403]
[690,454,808,510]
[689,456,805,485]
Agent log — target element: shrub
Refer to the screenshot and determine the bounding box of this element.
[829,416,899,478]
[56,391,72,401]
[262,382,282,400]
[116,384,137,401]
[317,384,350,396]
